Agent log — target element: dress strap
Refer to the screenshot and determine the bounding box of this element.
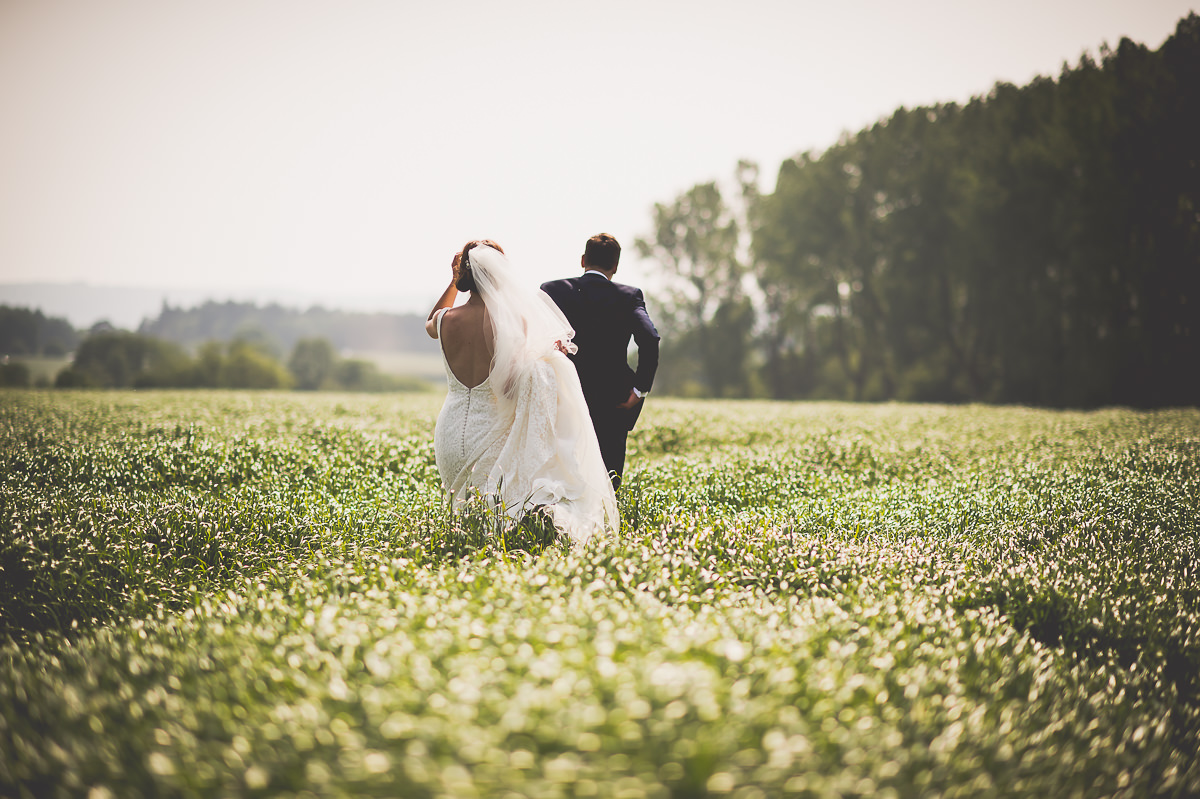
[434,307,448,338]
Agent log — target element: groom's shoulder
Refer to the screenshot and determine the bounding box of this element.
[612,280,645,299]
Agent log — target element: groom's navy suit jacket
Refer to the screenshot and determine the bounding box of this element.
[540,272,660,431]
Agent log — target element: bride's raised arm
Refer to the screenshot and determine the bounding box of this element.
[425,251,462,340]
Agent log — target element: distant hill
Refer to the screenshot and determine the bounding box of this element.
[0,283,224,330]
[139,300,437,357]
[0,284,438,357]
[0,282,432,331]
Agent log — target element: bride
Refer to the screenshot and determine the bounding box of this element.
[424,240,618,546]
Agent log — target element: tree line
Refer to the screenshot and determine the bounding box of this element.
[51,332,421,391]
[0,301,433,391]
[139,300,434,356]
[639,14,1199,407]
[0,306,79,358]
[0,301,435,361]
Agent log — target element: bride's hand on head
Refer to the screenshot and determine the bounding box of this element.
[426,250,463,334]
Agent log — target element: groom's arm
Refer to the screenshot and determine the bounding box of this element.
[630,289,660,394]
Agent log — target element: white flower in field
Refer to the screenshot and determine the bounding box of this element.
[719,639,747,662]
[244,766,268,789]
[363,752,390,774]
[147,752,174,775]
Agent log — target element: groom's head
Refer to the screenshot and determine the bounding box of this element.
[582,233,620,275]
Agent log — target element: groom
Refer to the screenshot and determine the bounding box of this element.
[542,233,659,489]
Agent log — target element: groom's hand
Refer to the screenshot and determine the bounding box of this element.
[616,389,642,410]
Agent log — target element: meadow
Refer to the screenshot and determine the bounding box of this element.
[1,390,1197,798]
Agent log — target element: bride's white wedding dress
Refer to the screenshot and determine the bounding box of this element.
[432,247,617,546]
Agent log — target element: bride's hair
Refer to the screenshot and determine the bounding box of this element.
[457,239,505,292]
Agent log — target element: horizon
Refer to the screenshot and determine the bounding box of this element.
[0,280,432,331]
[2,0,1196,320]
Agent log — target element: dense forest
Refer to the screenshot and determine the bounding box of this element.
[639,14,1199,407]
[0,306,78,357]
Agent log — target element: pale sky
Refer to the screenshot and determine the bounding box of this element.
[0,0,1195,316]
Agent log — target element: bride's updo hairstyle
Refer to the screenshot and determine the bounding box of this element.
[463,242,578,410]
[457,239,505,292]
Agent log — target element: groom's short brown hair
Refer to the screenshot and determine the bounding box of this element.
[584,233,620,272]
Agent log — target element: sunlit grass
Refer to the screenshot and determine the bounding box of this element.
[1,390,1197,797]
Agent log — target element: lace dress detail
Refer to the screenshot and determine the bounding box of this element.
[431,307,617,546]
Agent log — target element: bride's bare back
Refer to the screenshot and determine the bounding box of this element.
[434,298,495,389]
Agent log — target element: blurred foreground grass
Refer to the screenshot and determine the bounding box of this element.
[1,390,1197,797]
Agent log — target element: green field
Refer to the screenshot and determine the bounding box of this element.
[1,391,1197,798]
[6,356,70,384]
[345,350,444,383]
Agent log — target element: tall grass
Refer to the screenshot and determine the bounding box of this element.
[1,391,1197,797]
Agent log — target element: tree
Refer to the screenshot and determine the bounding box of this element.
[635,165,759,398]
[193,342,223,387]
[743,14,1199,407]
[221,339,292,389]
[55,331,192,388]
[0,306,79,357]
[0,361,31,388]
[288,338,337,390]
